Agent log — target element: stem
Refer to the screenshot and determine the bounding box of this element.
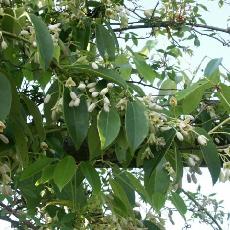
[181,189,223,230]
[208,117,230,135]
[2,31,31,44]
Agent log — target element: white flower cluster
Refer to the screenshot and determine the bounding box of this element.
[0,163,12,196]
[219,162,230,182]
[48,23,61,45]
[102,1,129,28]
[139,94,163,111]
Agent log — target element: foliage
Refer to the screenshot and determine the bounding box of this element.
[0,0,230,229]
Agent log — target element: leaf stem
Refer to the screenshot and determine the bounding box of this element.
[208,117,230,135]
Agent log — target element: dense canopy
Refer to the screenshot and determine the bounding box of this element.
[0,0,230,229]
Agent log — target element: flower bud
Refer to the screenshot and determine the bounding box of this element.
[0,134,9,144]
[20,30,29,36]
[69,100,75,107]
[219,170,226,182]
[1,40,8,50]
[100,88,109,95]
[176,131,184,141]
[107,83,113,88]
[89,87,96,93]
[103,96,110,104]
[44,94,51,104]
[78,82,86,91]
[188,157,196,167]
[144,9,153,18]
[91,92,99,98]
[87,82,97,89]
[160,126,172,132]
[88,103,96,112]
[103,103,110,112]
[197,135,208,146]
[91,62,98,69]
[169,96,177,106]
[70,91,77,100]
[73,98,80,107]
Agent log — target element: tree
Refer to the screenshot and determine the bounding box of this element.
[0,0,229,229]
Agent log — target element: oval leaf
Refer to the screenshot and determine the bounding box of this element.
[63,89,89,150]
[30,14,54,69]
[53,156,76,191]
[0,73,12,120]
[97,108,121,149]
[125,101,149,153]
[79,162,101,194]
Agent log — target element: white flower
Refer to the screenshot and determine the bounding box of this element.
[107,83,113,88]
[100,88,109,95]
[40,142,48,150]
[88,103,96,112]
[144,9,153,18]
[103,96,110,104]
[176,131,184,141]
[32,41,37,47]
[92,92,99,98]
[69,100,75,107]
[48,23,61,31]
[70,91,77,100]
[89,87,96,93]
[160,126,172,132]
[20,30,29,36]
[73,98,80,107]
[191,155,200,162]
[91,62,98,69]
[219,170,226,182]
[103,103,110,112]
[44,94,51,104]
[197,135,208,146]
[65,77,76,87]
[1,40,8,50]
[188,157,196,167]
[78,82,86,91]
[87,82,97,89]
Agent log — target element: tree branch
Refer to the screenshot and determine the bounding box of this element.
[113,20,230,36]
[181,189,223,230]
[0,202,39,230]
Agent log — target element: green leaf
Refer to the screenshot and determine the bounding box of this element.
[69,65,127,89]
[88,117,101,160]
[143,220,161,230]
[30,14,54,69]
[170,192,187,217]
[195,128,221,184]
[79,162,101,194]
[125,101,149,153]
[21,95,45,141]
[97,108,121,149]
[115,54,132,80]
[53,156,76,191]
[204,58,222,77]
[133,53,156,83]
[0,73,12,120]
[21,157,53,180]
[63,89,89,150]
[218,83,230,112]
[110,178,134,215]
[160,79,177,96]
[152,193,167,212]
[96,24,115,61]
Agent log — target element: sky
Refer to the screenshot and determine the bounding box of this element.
[1,0,230,229]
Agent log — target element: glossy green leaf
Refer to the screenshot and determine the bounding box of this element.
[88,117,101,160]
[63,89,89,150]
[96,24,115,61]
[170,192,187,217]
[21,157,53,180]
[0,73,12,120]
[30,14,54,69]
[97,108,121,149]
[133,53,156,83]
[53,156,76,191]
[195,128,221,184]
[79,162,101,194]
[218,83,230,112]
[125,101,149,153]
[204,58,222,77]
